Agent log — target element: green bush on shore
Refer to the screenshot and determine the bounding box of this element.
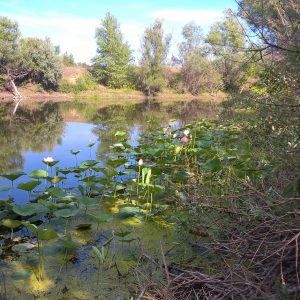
[59,73,98,93]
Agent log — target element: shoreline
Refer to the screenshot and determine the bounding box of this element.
[0,89,226,108]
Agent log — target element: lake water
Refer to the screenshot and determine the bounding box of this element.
[0,98,221,299]
[0,99,219,201]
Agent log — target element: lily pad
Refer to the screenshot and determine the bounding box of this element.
[1,171,26,181]
[29,170,48,179]
[118,206,140,218]
[70,150,81,155]
[42,160,59,167]
[36,228,58,240]
[1,219,22,229]
[17,180,41,191]
[77,196,99,207]
[48,187,65,198]
[13,204,36,216]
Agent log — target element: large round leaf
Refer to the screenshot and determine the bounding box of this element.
[17,181,41,191]
[1,219,22,229]
[13,204,36,216]
[118,206,140,218]
[77,196,99,207]
[29,170,48,179]
[1,171,26,181]
[36,228,58,240]
[47,187,65,198]
[42,160,59,167]
[89,213,112,223]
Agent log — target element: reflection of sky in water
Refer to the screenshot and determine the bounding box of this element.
[0,122,142,203]
[0,122,100,203]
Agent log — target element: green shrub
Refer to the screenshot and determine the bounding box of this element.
[59,72,98,93]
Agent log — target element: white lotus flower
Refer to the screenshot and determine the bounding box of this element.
[43,157,54,163]
[183,129,190,136]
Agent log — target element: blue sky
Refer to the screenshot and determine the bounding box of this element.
[0,0,237,63]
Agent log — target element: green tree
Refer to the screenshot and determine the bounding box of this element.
[177,22,221,95]
[0,17,20,89]
[0,17,63,94]
[17,37,63,90]
[92,12,132,88]
[237,0,300,94]
[237,0,300,55]
[61,52,76,66]
[207,10,246,90]
[139,20,171,96]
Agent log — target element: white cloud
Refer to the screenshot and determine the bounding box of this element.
[2,9,224,64]
[8,14,99,63]
[149,9,223,25]
[4,13,147,64]
[121,21,145,61]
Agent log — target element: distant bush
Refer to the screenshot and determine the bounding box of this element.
[59,72,98,93]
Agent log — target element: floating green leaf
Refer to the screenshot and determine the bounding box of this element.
[77,196,99,207]
[80,160,98,168]
[13,204,36,216]
[118,206,140,218]
[1,171,26,181]
[42,160,59,167]
[70,150,81,155]
[1,219,22,229]
[89,214,112,223]
[87,142,96,148]
[36,228,58,240]
[17,180,41,191]
[107,157,127,168]
[29,170,48,179]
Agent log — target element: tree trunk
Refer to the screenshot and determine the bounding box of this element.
[9,78,22,100]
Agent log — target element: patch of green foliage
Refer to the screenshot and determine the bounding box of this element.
[59,72,98,93]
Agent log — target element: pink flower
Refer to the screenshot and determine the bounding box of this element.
[181,136,189,143]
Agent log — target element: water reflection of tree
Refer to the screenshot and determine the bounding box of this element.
[0,103,64,173]
[90,100,219,159]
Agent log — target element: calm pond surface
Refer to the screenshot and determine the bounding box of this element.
[0,99,218,201]
[0,98,219,299]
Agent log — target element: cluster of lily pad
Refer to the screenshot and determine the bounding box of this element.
[0,120,267,283]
